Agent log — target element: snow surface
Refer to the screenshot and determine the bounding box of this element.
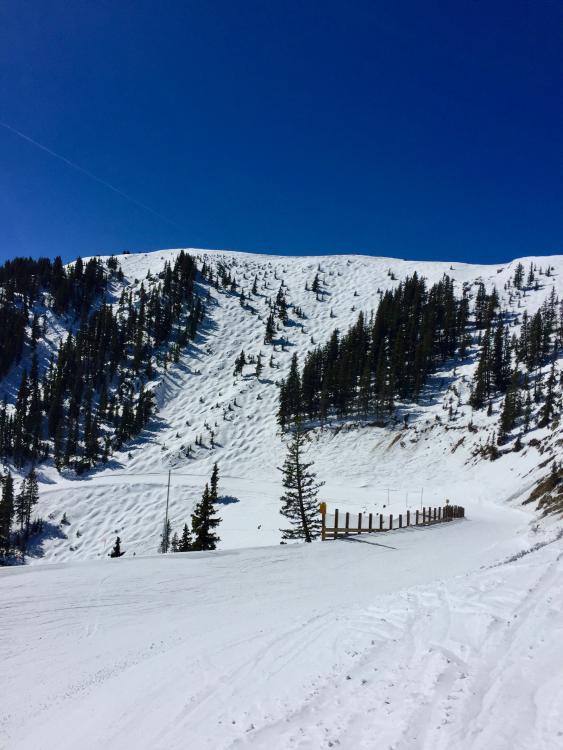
[1,511,561,749]
[11,247,563,562]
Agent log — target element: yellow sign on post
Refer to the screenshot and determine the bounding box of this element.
[319,502,326,515]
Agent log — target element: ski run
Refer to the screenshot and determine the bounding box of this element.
[1,247,563,748]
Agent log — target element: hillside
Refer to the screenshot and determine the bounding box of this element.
[1,248,563,561]
[2,247,563,749]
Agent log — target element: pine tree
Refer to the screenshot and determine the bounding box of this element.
[233,350,246,376]
[470,326,493,408]
[278,353,302,428]
[178,523,193,551]
[109,536,124,557]
[159,519,171,553]
[209,462,219,503]
[498,370,522,443]
[311,273,321,299]
[15,469,39,540]
[513,262,524,290]
[279,421,324,542]
[275,286,288,323]
[0,472,14,555]
[264,312,276,344]
[191,483,221,550]
[538,360,557,427]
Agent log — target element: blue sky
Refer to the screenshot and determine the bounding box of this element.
[0,1,561,264]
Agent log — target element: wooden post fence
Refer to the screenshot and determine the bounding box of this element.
[320,503,465,540]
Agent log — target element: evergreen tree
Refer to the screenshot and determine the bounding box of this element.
[538,360,557,427]
[178,523,193,551]
[513,262,524,290]
[191,483,221,551]
[109,536,124,557]
[264,312,276,343]
[0,472,14,555]
[278,354,302,428]
[311,273,321,299]
[279,421,323,542]
[233,350,246,376]
[275,286,288,323]
[255,352,263,378]
[159,519,171,553]
[209,462,219,503]
[498,371,521,442]
[470,326,493,409]
[15,469,39,540]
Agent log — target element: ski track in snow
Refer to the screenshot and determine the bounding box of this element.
[1,518,562,749]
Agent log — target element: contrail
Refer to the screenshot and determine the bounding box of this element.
[0,119,186,231]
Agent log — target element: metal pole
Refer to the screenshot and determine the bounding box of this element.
[163,469,171,553]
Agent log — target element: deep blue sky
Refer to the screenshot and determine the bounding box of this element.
[1,1,561,264]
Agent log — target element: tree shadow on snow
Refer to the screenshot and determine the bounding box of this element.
[25,521,68,559]
[216,495,240,506]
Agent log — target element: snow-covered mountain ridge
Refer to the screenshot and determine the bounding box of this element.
[2,247,563,562]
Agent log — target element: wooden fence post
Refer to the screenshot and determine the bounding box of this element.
[416,509,419,525]
[399,514,403,528]
[334,508,339,540]
[389,513,393,531]
[406,510,410,526]
[358,513,362,535]
[345,512,350,536]
[379,514,383,531]
[368,513,373,533]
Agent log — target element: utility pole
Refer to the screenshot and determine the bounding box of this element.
[162,470,171,553]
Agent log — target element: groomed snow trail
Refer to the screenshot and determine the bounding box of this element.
[2,502,561,750]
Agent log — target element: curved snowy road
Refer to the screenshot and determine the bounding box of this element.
[1,503,562,750]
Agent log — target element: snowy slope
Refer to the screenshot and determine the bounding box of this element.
[15,247,563,562]
[2,248,563,750]
[1,511,561,750]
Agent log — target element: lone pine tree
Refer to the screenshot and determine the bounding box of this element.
[209,462,219,503]
[191,482,221,551]
[109,536,124,557]
[279,421,323,543]
[264,312,276,344]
